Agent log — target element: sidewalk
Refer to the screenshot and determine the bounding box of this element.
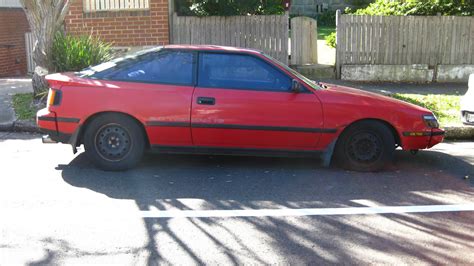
[0,78,33,131]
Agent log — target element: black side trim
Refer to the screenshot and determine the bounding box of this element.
[57,117,80,123]
[146,121,189,127]
[37,116,56,122]
[38,116,80,123]
[191,123,337,133]
[431,131,445,136]
[151,145,322,158]
[40,128,72,143]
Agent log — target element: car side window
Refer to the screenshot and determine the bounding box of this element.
[198,53,291,92]
[97,50,194,85]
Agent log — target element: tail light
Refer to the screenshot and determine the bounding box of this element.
[47,88,61,107]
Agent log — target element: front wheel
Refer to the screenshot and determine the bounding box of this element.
[83,113,145,171]
[335,121,395,172]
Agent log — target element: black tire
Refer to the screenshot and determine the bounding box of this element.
[335,121,395,172]
[83,113,145,171]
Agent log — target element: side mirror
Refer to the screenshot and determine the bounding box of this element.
[291,79,301,93]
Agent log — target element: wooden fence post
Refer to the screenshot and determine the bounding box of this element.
[290,16,318,66]
[335,9,342,79]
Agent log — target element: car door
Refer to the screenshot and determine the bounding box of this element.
[191,52,324,150]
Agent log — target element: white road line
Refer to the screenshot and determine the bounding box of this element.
[140,204,474,218]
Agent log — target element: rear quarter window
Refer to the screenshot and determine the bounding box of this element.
[89,50,195,86]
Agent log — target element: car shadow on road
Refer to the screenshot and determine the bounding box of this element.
[58,150,474,264]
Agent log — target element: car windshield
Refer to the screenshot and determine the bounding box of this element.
[78,46,163,77]
[262,53,321,90]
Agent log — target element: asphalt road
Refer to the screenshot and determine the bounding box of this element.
[1,132,473,265]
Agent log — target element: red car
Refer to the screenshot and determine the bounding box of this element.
[37,45,444,171]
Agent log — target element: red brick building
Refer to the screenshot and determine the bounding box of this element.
[0,2,30,77]
[65,0,170,47]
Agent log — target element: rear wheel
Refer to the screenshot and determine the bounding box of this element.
[335,121,395,172]
[83,113,145,171]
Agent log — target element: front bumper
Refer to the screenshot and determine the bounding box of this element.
[401,128,445,150]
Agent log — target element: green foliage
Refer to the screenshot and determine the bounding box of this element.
[346,0,473,16]
[318,26,336,40]
[52,32,112,72]
[175,0,285,16]
[391,93,461,126]
[325,32,337,48]
[12,93,35,121]
[316,11,336,26]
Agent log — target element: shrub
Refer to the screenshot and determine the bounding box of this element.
[52,32,112,72]
[325,32,336,48]
[347,0,473,16]
[316,11,336,26]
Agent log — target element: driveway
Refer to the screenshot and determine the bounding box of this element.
[0,132,473,264]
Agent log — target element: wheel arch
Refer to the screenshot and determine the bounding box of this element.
[75,111,150,148]
[338,118,401,147]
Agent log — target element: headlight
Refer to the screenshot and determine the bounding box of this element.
[423,114,439,128]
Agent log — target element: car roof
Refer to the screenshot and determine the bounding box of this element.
[163,44,262,55]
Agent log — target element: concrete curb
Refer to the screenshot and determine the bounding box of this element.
[1,120,473,140]
[0,120,41,134]
[444,126,474,140]
[0,123,14,132]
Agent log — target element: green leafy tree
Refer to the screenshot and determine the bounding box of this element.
[347,0,473,16]
[175,0,285,16]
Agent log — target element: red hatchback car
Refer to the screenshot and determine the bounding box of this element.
[37,45,444,171]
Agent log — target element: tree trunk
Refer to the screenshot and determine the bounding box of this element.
[20,0,72,97]
[32,67,49,96]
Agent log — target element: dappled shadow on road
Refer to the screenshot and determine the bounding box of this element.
[23,237,143,265]
[59,149,474,264]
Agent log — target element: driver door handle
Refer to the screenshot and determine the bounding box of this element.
[197,97,215,105]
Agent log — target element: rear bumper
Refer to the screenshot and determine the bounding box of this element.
[36,108,78,145]
[401,128,445,150]
[41,129,73,143]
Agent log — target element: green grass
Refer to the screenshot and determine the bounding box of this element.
[318,26,336,40]
[391,93,461,126]
[12,93,36,121]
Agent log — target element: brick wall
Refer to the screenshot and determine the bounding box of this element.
[0,8,30,77]
[65,0,169,47]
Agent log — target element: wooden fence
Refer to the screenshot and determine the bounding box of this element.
[0,0,21,7]
[25,32,35,74]
[336,13,474,77]
[290,17,318,66]
[171,13,289,64]
[83,0,149,12]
